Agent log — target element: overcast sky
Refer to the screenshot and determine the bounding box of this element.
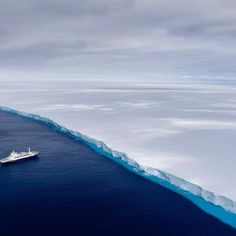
[1,0,236,82]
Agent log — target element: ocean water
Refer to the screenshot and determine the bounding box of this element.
[0,111,235,236]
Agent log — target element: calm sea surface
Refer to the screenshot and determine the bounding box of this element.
[0,111,235,236]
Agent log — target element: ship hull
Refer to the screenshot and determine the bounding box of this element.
[0,152,39,164]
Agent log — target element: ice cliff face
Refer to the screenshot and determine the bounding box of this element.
[1,106,236,228]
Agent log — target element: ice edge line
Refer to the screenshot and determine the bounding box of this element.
[1,106,236,229]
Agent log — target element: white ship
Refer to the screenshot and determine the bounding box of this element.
[0,148,39,164]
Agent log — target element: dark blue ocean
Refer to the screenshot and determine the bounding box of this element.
[0,111,235,236]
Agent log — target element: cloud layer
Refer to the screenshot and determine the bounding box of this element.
[1,0,236,80]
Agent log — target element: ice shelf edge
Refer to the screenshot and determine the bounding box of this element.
[1,106,236,229]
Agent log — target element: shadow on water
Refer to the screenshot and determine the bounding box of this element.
[0,111,235,236]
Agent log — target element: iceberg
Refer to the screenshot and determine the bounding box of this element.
[1,106,236,228]
[1,80,236,228]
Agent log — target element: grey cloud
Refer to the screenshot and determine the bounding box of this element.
[0,0,236,80]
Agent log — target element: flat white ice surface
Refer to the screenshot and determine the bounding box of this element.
[1,80,236,201]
